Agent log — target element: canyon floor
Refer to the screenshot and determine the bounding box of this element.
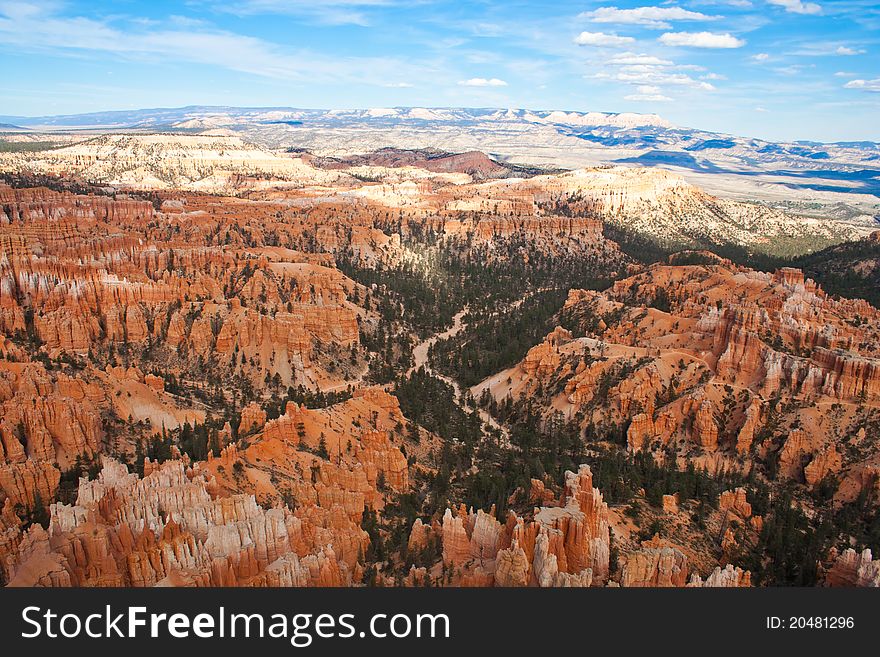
[0,131,878,588]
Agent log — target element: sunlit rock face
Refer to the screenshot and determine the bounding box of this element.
[3,457,353,587]
[0,182,382,526]
[426,465,610,587]
[476,260,880,494]
[0,134,346,193]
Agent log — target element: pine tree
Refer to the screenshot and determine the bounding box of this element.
[30,491,50,529]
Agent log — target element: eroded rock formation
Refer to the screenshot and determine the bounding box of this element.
[476,262,880,487]
[422,465,610,587]
[4,457,352,587]
[825,548,880,587]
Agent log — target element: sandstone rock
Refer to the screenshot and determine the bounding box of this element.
[434,465,610,586]
[721,527,737,554]
[239,402,267,435]
[621,543,688,587]
[736,399,762,454]
[489,260,880,490]
[521,327,570,379]
[407,518,432,555]
[719,488,752,518]
[804,445,843,488]
[778,429,814,481]
[528,478,554,504]
[441,508,472,567]
[143,374,165,393]
[0,459,60,509]
[688,564,751,587]
[693,400,719,450]
[825,548,880,587]
[494,540,530,587]
[3,457,353,587]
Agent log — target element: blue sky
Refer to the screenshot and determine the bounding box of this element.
[1,1,878,141]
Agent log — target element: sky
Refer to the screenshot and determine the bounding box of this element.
[1,1,878,142]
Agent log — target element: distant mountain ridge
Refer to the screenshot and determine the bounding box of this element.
[1,105,878,219]
[0,105,674,130]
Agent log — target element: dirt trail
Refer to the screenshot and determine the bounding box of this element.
[410,307,468,376]
[409,306,510,443]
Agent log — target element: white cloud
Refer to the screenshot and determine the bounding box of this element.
[607,52,673,66]
[214,0,400,27]
[574,31,635,47]
[755,106,769,112]
[458,77,508,87]
[383,82,414,88]
[767,0,822,15]
[791,43,868,56]
[844,78,880,92]
[625,84,673,101]
[590,45,721,99]
[752,52,769,61]
[581,6,718,30]
[0,3,432,86]
[834,70,855,77]
[659,31,745,48]
[774,64,806,75]
[625,94,673,101]
[592,67,715,91]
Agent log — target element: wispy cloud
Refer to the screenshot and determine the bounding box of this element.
[844,78,880,92]
[592,67,715,91]
[607,52,674,66]
[213,0,400,27]
[581,6,719,30]
[0,3,434,86]
[625,84,673,101]
[659,31,746,48]
[791,43,868,56]
[458,77,508,87]
[767,0,822,15]
[774,64,809,75]
[574,31,635,47]
[586,41,725,106]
